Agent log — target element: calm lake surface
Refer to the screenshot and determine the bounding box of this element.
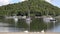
[0,17,60,32]
[0,22,25,32]
[0,17,28,32]
[46,22,60,32]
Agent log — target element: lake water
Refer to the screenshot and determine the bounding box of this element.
[30,18,60,32]
[0,17,28,32]
[0,22,26,32]
[0,17,60,32]
[46,22,60,32]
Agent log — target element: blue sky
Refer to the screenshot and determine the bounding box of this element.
[45,0,60,8]
[51,0,60,8]
[0,0,25,6]
[10,0,20,3]
[0,0,60,8]
[10,0,25,3]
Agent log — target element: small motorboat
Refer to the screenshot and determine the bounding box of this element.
[50,18,56,21]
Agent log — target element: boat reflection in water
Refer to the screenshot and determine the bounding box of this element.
[43,16,57,32]
[0,16,28,32]
[0,15,60,32]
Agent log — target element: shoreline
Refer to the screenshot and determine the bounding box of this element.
[0,32,60,34]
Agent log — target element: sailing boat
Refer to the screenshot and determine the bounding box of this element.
[26,10,31,25]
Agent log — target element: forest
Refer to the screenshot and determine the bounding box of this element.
[0,0,60,32]
[0,0,60,16]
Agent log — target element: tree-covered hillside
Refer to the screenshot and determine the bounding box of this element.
[0,0,60,16]
[0,0,60,32]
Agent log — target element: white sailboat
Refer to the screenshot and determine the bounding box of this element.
[26,10,31,25]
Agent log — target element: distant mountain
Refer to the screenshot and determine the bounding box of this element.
[0,0,60,16]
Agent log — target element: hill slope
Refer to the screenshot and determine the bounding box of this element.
[0,0,60,16]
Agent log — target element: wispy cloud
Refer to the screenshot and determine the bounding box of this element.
[0,0,9,6]
[0,0,25,6]
[19,0,25,2]
[45,0,52,3]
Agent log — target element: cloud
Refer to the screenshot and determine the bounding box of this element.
[19,0,25,2]
[45,0,52,3]
[0,0,25,6]
[0,0,10,6]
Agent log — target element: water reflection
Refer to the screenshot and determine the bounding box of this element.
[30,17,60,32]
[46,23,60,32]
[0,16,60,32]
[30,18,47,32]
[0,22,21,32]
[0,17,28,32]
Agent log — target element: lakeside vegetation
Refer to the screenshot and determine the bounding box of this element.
[0,0,60,31]
[0,0,60,16]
